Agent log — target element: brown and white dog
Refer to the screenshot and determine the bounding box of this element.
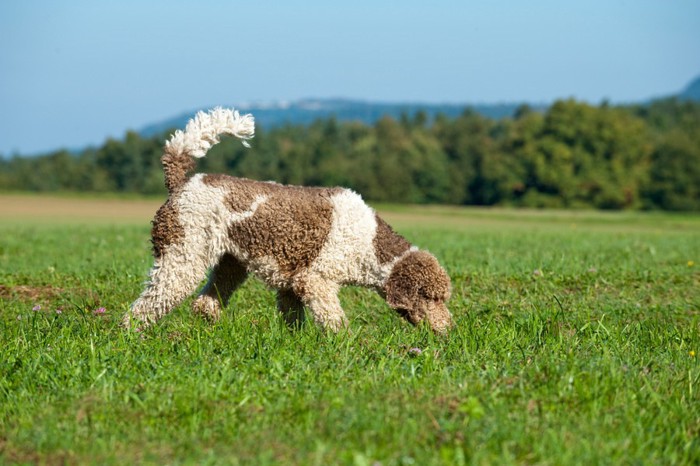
[124,108,452,333]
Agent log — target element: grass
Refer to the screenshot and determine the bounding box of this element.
[1,195,699,465]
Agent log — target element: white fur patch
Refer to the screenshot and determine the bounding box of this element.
[174,175,232,265]
[166,107,255,157]
[310,190,383,287]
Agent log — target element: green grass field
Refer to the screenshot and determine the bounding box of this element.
[1,196,699,465]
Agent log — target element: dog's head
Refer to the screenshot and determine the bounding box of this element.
[384,250,453,334]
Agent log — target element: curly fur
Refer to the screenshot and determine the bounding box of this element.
[124,108,453,333]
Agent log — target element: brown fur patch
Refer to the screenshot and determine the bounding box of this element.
[151,198,184,258]
[203,174,281,211]
[373,214,411,264]
[162,148,196,193]
[214,176,340,278]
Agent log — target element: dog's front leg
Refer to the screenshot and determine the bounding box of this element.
[296,276,348,332]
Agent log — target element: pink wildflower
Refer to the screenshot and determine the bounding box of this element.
[32,304,41,311]
[94,307,106,315]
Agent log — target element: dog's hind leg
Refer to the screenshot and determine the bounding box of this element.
[192,253,248,322]
[276,289,306,328]
[124,243,212,328]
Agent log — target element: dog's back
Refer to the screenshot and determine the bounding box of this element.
[166,172,405,291]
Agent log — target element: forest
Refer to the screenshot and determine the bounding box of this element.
[1,98,699,211]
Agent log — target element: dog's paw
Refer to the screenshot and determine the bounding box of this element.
[192,295,222,322]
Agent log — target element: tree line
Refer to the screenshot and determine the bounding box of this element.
[1,98,699,210]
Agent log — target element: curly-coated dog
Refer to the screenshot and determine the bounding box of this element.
[124,108,453,333]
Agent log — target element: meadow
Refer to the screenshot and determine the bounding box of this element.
[1,195,699,465]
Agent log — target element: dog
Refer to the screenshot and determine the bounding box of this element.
[124,108,452,333]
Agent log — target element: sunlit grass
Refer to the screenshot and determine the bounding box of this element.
[1,202,699,464]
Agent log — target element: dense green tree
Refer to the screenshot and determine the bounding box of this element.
[643,129,700,210]
[432,110,491,204]
[1,99,698,210]
[507,100,652,209]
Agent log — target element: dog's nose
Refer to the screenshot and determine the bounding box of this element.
[427,302,453,334]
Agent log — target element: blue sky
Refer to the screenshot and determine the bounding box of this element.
[1,0,698,155]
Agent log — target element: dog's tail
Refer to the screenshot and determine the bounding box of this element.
[161,107,255,193]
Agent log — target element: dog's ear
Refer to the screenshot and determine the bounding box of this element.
[385,279,414,313]
[384,254,419,310]
[385,251,451,305]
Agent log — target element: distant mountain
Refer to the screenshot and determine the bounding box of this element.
[138,75,700,138]
[138,99,545,137]
[678,76,700,101]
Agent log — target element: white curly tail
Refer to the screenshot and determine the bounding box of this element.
[161,107,255,192]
